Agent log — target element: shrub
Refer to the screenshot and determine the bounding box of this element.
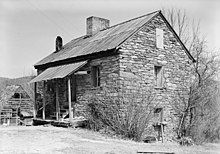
[178,136,194,146]
[84,87,155,141]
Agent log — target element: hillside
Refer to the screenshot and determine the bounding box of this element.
[0,76,35,96]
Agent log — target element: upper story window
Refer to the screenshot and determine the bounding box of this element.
[91,66,100,87]
[156,28,164,49]
[154,65,163,88]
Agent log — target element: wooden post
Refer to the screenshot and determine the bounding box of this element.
[33,82,37,118]
[72,75,76,117]
[55,80,59,121]
[68,77,73,122]
[42,81,46,120]
[161,108,164,143]
[0,103,1,124]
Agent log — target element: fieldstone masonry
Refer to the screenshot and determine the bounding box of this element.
[118,14,193,140]
[36,13,193,141]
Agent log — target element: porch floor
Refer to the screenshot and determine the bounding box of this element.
[33,118,71,128]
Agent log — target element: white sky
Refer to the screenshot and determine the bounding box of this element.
[0,0,219,78]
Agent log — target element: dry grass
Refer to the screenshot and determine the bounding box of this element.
[0,126,219,154]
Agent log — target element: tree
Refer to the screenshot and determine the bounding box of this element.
[163,8,220,143]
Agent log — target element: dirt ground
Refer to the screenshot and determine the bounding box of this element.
[0,126,219,154]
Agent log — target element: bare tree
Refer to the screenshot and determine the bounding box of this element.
[163,8,220,143]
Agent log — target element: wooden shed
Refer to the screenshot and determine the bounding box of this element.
[0,83,34,125]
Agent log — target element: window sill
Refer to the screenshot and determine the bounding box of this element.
[90,86,102,90]
[154,87,166,90]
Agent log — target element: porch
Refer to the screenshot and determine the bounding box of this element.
[30,61,88,123]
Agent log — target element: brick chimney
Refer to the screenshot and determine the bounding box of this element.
[55,36,63,52]
[86,16,110,35]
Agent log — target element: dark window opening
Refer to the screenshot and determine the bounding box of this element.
[13,93,20,98]
[47,81,54,93]
[154,107,163,122]
[154,66,163,88]
[92,66,100,87]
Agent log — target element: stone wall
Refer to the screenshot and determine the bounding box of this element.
[74,55,120,115]
[36,55,120,118]
[118,14,193,141]
[35,13,193,141]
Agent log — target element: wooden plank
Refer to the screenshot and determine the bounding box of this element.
[161,108,164,143]
[75,71,88,75]
[56,80,59,121]
[8,98,31,101]
[34,82,37,118]
[42,81,46,120]
[137,152,174,154]
[68,77,73,123]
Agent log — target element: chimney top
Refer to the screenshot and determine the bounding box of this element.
[86,16,110,35]
[55,36,63,52]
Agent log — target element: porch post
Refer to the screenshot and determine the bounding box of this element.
[42,81,46,120]
[68,77,73,122]
[55,80,59,121]
[33,82,37,118]
[161,108,164,143]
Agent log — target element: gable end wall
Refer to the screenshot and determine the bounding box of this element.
[119,14,193,140]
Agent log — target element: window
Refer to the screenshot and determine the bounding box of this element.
[156,28,164,49]
[13,93,20,98]
[154,66,163,88]
[154,108,163,124]
[47,81,54,92]
[154,107,163,122]
[92,66,100,87]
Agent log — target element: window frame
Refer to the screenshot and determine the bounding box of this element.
[154,107,163,123]
[156,28,164,49]
[91,65,101,87]
[154,65,163,88]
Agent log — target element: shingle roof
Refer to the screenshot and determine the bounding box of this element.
[35,11,160,67]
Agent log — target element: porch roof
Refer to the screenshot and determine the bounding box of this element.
[30,61,87,83]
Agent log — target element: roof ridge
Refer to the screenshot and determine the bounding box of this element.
[100,10,161,31]
[63,10,160,46]
[34,10,162,67]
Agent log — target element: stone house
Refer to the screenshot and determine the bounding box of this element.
[30,10,195,140]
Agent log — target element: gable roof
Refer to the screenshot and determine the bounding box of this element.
[35,10,195,68]
[20,83,35,101]
[0,85,20,104]
[0,84,34,103]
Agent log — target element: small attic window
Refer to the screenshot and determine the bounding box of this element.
[13,93,20,98]
[156,28,164,49]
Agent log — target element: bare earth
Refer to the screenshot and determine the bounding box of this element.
[0,126,219,154]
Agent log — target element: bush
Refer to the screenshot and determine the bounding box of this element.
[178,136,194,146]
[84,87,154,141]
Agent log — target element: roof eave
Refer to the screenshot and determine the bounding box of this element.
[34,48,119,70]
